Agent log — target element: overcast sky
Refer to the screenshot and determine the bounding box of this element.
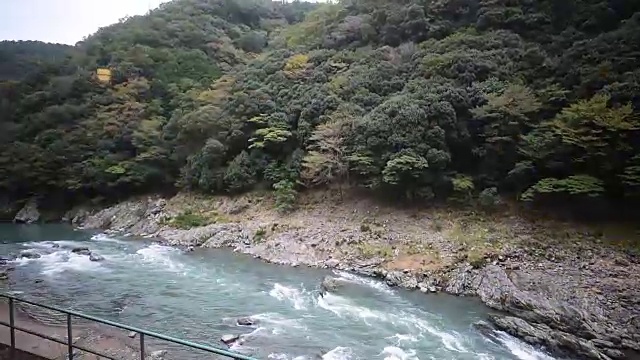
[0,0,168,45]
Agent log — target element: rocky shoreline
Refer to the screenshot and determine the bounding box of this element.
[11,192,640,360]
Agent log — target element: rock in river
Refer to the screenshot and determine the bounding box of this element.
[237,317,257,326]
[320,275,342,295]
[19,250,41,259]
[89,253,105,262]
[71,247,91,256]
[220,334,240,345]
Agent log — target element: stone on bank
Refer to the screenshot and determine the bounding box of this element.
[13,197,40,224]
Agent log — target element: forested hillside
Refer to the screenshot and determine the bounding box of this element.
[0,41,73,81]
[1,0,639,216]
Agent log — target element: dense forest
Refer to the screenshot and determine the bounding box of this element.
[1,0,639,216]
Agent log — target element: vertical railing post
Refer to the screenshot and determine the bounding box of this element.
[67,313,73,360]
[140,333,145,360]
[9,298,15,353]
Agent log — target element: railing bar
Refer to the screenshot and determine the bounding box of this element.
[9,298,15,350]
[0,320,66,344]
[2,294,257,359]
[66,343,117,360]
[67,313,73,360]
[0,321,117,359]
[140,332,145,360]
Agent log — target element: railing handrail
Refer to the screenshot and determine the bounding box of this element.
[0,293,258,360]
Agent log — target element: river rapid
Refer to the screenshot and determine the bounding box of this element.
[0,224,557,360]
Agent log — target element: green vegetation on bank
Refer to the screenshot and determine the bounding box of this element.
[1,0,639,218]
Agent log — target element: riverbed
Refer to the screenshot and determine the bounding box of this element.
[0,224,556,360]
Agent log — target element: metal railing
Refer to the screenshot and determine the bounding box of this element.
[0,293,258,360]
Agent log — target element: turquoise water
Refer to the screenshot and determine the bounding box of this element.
[0,224,556,360]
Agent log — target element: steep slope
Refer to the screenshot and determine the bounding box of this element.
[176,0,640,215]
[1,0,639,218]
[0,0,317,204]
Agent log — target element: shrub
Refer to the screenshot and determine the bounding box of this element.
[273,180,297,213]
[170,210,210,229]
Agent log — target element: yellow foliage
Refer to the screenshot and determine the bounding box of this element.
[284,54,310,72]
[96,68,111,83]
[197,75,235,105]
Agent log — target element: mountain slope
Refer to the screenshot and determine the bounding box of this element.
[0,41,73,81]
[1,0,639,218]
[0,0,317,202]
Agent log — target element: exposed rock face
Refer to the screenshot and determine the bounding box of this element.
[62,207,91,226]
[223,200,249,215]
[77,197,167,235]
[13,197,40,224]
[490,315,620,360]
[384,271,418,289]
[445,265,477,295]
[475,265,636,360]
[160,223,249,248]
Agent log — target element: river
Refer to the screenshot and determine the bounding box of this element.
[0,224,557,360]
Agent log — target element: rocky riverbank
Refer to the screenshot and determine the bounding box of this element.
[52,192,640,359]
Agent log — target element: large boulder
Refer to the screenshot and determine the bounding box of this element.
[13,197,40,224]
[80,200,148,230]
[320,276,342,295]
[160,223,248,248]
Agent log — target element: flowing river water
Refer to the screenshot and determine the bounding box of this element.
[0,224,557,360]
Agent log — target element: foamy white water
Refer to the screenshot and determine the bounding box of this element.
[333,270,396,295]
[0,224,561,360]
[135,243,185,273]
[322,346,354,360]
[269,283,309,310]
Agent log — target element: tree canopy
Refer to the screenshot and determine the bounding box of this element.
[1,0,639,215]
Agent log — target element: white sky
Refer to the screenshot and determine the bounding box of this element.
[0,0,168,45]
